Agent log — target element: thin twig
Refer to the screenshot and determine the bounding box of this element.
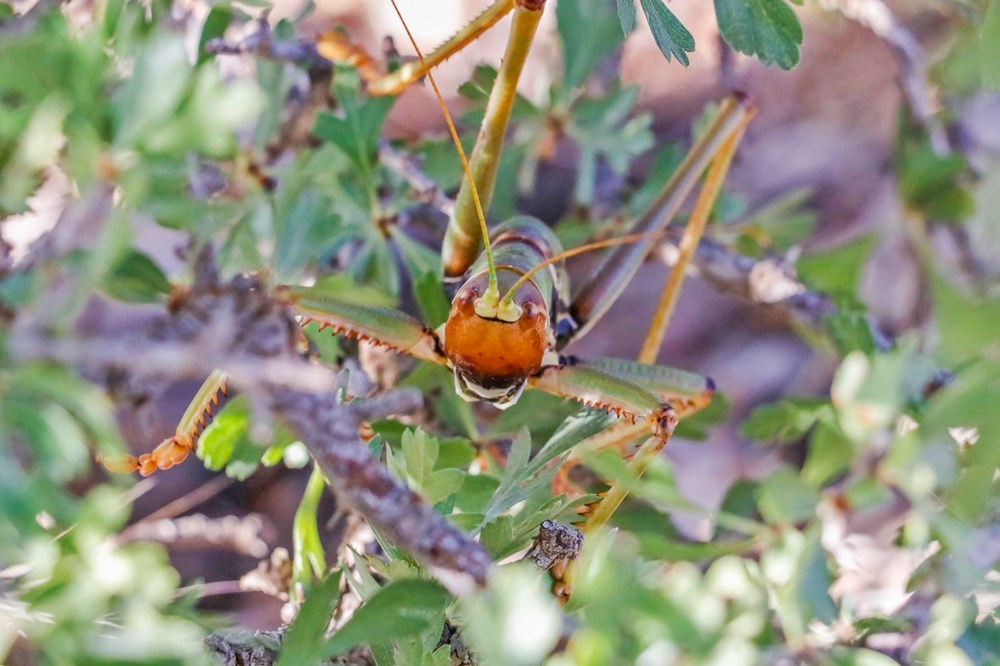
[204,20,332,71]
[11,256,495,596]
[119,514,269,557]
[822,0,949,154]
[141,475,237,523]
[660,237,893,351]
[379,141,456,215]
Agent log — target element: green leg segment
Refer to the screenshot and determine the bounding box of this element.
[285,286,446,365]
[565,356,714,415]
[442,0,546,278]
[529,362,677,436]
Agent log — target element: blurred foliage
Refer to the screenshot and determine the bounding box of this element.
[1,0,1000,665]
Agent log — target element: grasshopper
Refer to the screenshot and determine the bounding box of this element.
[108,0,753,546]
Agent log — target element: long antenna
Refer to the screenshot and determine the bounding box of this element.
[387,1,500,301]
[499,228,681,311]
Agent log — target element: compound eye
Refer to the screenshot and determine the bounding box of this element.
[519,301,544,329]
[454,289,477,313]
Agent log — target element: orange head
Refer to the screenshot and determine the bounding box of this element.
[443,271,551,408]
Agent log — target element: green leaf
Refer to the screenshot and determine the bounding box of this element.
[0,270,40,308]
[101,249,171,303]
[457,65,537,121]
[557,0,626,90]
[275,571,342,666]
[980,0,1000,89]
[673,392,728,440]
[479,515,515,559]
[566,84,654,205]
[314,65,394,171]
[830,647,915,666]
[273,189,333,281]
[742,397,831,444]
[454,476,501,514]
[305,273,395,309]
[639,531,756,561]
[734,186,817,253]
[319,580,449,658]
[197,5,231,66]
[4,396,90,481]
[639,0,695,66]
[617,0,636,35]
[293,465,328,585]
[929,271,1000,363]
[824,297,878,356]
[801,422,853,487]
[757,467,819,524]
[391,228,451,328]
[958,616,1000,664]
[488,389,579,443]
[196,396,289,480]
[477,428,560,532]
[8,363,126,460]
[525,409,616,477]
[628,142,684,215]
[797,234,875,295]
[714,0,802,69]
[394,429,467,506]
[896,129,974,222]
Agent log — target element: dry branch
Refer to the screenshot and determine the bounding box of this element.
[10,249,493,596]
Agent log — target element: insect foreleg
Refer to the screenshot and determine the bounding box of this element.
[286,286,447,365]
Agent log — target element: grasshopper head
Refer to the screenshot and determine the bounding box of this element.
[443,271,550,409]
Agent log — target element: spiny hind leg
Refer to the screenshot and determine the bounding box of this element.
[318,0,517,97]
[637,111,751,364]
[563,94,754,349]
[543,355,713,496]
[529,360,716,601]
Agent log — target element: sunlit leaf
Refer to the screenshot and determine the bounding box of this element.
[617,0,636,34]
[639,0,695,66]
[275,571,342,666]
[557,0,626,90]
[318,579,449,658]
[715,0,802,69]
[102,249,171,303]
